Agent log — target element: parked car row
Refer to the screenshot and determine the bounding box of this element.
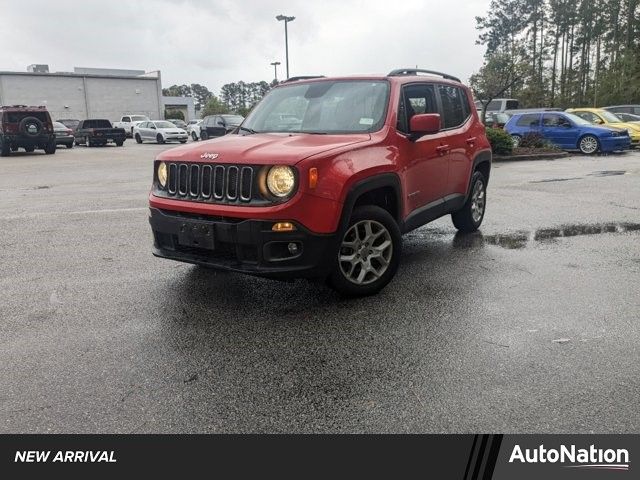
[480,103,640,154]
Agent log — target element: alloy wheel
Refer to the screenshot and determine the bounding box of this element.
[338,220,393,285]
[579,135,598,154]
[471,179,486,223]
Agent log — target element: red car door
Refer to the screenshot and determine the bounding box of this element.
[397,83,450,214]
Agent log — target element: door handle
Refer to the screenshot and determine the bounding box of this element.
[436,145,450,155]
[466,137,477,145]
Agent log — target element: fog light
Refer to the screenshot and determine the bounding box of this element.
[272,222,296,232]
[288,243,299,255]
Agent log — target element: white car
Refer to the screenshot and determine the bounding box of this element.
[133,120,188,144]
[113,115,151,137]
[186,119,203,141]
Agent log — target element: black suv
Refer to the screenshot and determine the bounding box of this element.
[200,114,244,140]
[0,105,56,156]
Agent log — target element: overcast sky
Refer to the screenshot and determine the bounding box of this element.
[1,0,490,94]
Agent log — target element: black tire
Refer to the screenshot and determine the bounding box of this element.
[451,171,487,233]
[135,133,143,144]
[191,132,198,141]
[44,140,56,155]
[24,146,35,153]
[66,142,73,149]
[157,133,165,144]
[0,141,10,157]
[578,134,600,154]
[179,140,187,143]
[18,116,43,136]
[328,205,401,297]
[201,131,209,140]
[115,140,124,147]
[11,146,18,152]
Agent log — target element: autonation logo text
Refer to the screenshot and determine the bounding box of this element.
[509,444,630,471]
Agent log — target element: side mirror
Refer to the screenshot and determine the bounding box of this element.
[562,122,572,128]
[595,118,604,124]
[409,113,441,139]
[217,121,225,126]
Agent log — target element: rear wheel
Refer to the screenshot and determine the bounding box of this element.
[44,141,56,154]
[451,171,487,233]
[24,146,35,153]
[157,133,165,144]
[135,134,142,144]
[578,134,599,154]
[201,131,209,140]
[328,205,401,297]
[115,140,124,147]
[66,142,73,149]
[0,141,10,157]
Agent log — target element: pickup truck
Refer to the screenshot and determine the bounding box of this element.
[74,119,126,147]
[113,115,150,137]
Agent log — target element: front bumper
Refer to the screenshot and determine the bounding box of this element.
[600,136,632,151]
[149,207,337,279]
[165,134,188,141]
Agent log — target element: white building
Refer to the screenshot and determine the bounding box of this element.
[0,66,164,122]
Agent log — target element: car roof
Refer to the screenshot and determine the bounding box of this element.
[274,71,464,89]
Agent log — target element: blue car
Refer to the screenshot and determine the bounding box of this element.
[504,111,631,154]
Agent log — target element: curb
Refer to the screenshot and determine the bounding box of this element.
[493,152,568,162]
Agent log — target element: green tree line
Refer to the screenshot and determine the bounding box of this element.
[473,0,640,108]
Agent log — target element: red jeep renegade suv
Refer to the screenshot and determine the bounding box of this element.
[149,69,491,296]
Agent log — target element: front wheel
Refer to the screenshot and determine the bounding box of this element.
[135,133,142,144]
[451,171,487,233]
[578,135,599,154]
[328,205,401,297]
[157,133,165,144]
[191,132,198,141]
[0,142,10,157]
[115,140,124,147]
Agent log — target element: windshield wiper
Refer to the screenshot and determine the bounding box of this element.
[238,126,259,134]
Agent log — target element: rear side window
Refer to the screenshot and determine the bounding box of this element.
[486,100,501,111]
[506,100,519,110]
[397,83,438,133]
[516,114,540,127]
[83,119,112,128]
[122,116,131,122]
[542,114,570,127]
[437,85,468,129]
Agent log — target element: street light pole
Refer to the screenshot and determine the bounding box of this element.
[270,61,281,83]
[276,14,295,79]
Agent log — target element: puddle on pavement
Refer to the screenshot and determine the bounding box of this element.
[455,222,640,250]
[588,170,626,177]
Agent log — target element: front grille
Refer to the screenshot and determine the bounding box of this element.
[159,162,260,205]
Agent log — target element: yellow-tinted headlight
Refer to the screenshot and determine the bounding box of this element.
[266,165,295,197]
[157,162,168,187]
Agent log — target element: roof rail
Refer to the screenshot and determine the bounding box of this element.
[387,68,461,83]
[281,75,325,83]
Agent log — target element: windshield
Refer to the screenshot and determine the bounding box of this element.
[242,80,390,134]
[221,115,244,125]
[565,113,591,125]
[131,116,148,122]
[599,110,624,123]
[154,121,178,128]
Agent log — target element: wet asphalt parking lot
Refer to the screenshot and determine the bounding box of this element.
[1,141,639,433]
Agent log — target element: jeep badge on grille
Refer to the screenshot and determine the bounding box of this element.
[200,152,219,160]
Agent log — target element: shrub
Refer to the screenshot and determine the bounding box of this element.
[485,127,513,155]
[165,109,185,120]
[518,132,545,148]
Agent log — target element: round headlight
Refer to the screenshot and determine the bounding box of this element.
[266,165,296,197]
[157,162,168,188]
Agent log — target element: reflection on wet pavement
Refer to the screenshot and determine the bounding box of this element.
[453,222,640,250]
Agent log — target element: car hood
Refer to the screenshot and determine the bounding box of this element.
[609,121,640,132]
[156,132,372,165]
